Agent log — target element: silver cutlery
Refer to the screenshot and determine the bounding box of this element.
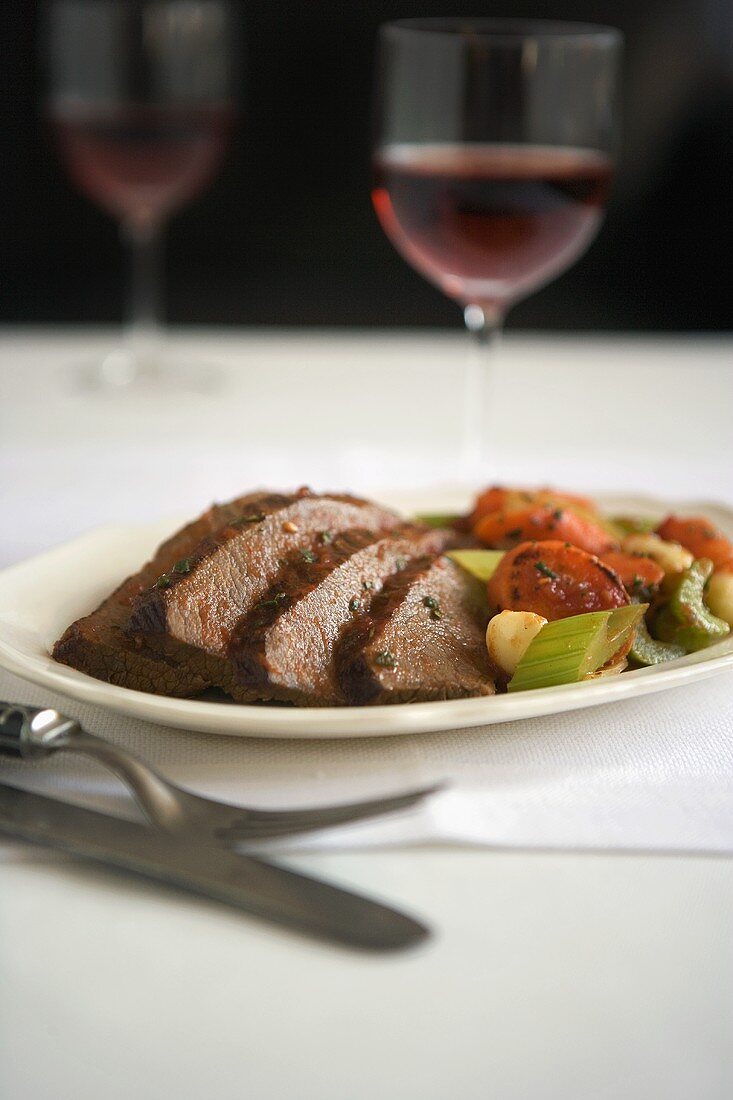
[0,702,439,842]
[0,781,429,950]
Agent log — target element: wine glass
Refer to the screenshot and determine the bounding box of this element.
[45,0,238,389]
[372,19,621,474]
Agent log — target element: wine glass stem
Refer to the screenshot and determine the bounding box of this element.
[122,216,164,364]
[461,304,504,480]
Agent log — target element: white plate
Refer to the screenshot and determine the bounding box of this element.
[1,493,732,738]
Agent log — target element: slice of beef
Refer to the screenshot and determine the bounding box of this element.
[53,488,495,707]
[127,495,401,655]
[52,490,301,694]
[228,524,454,705]
[335,554,494,705]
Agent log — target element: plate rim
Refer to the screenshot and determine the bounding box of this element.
[1,490,732,739]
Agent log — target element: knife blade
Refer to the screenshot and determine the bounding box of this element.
[0,782,429,951]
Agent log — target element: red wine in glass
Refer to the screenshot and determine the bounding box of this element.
[373,20,620,475]
[45,0,239,389]
[373,143,612,311]
[51,104,234,226]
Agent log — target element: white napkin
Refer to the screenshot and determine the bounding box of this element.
[2,663,732,857]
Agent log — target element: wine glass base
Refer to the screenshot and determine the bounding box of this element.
[72,346,223,395]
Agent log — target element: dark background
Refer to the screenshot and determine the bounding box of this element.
[1,1,731,331]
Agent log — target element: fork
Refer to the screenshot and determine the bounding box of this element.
[0,702,439,842]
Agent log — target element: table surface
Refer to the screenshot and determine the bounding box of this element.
[1,329,732,1100]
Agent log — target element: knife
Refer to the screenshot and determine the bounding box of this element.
[0,782,429,952]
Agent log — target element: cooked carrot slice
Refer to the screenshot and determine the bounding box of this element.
[656,515,733,570]
[487,540,629,623]
[474,505,615,556]
[600,550,665,595]
[469,488,533,529]
[469,486,597,528]
[470,487,515,525]
[536,488,598,512]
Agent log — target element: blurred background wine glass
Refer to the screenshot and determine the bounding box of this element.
[44,0,238,388]
[372,19,621,473]
[0,2,728,336]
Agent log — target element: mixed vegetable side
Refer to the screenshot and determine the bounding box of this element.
[423,486,733,694]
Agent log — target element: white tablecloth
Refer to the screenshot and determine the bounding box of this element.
[1,330,731,1100]
[2,329,732,564]
[1,329,732,855]
[1,663,732,856]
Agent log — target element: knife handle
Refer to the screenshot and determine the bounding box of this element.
[0,702,76,759]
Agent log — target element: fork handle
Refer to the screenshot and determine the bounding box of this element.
[0,702,77,759]
[0,702,184,830]
[0,703,46,758]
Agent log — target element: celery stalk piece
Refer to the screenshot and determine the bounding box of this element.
[414,512,464,529]
[628,616,685,666]
[652,558,730,652]
[599,518,628,541]
[611,515,658,536]
[507,605,646,693]
[601,604,649,664]
[447,549,504,583]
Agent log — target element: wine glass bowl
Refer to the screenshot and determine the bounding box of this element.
[53,103,234,232]
[45,0,238,389]
[372,143,613,322]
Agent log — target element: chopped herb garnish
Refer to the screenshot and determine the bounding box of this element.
[155,575,172,589]
[173,558,193,575]
[349,597,361,612]
[430,608,444,621]
[300,548,317,563]
[374,650,396,669]
[260,591,288,608]
[395,556,407,571]
[535,560,559,580]
[507,528,522,539]
[631,575,652,600]
[423,595,440,610]
[319,530,334,544]
[552,508,563,520]
[236,512,266,526]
